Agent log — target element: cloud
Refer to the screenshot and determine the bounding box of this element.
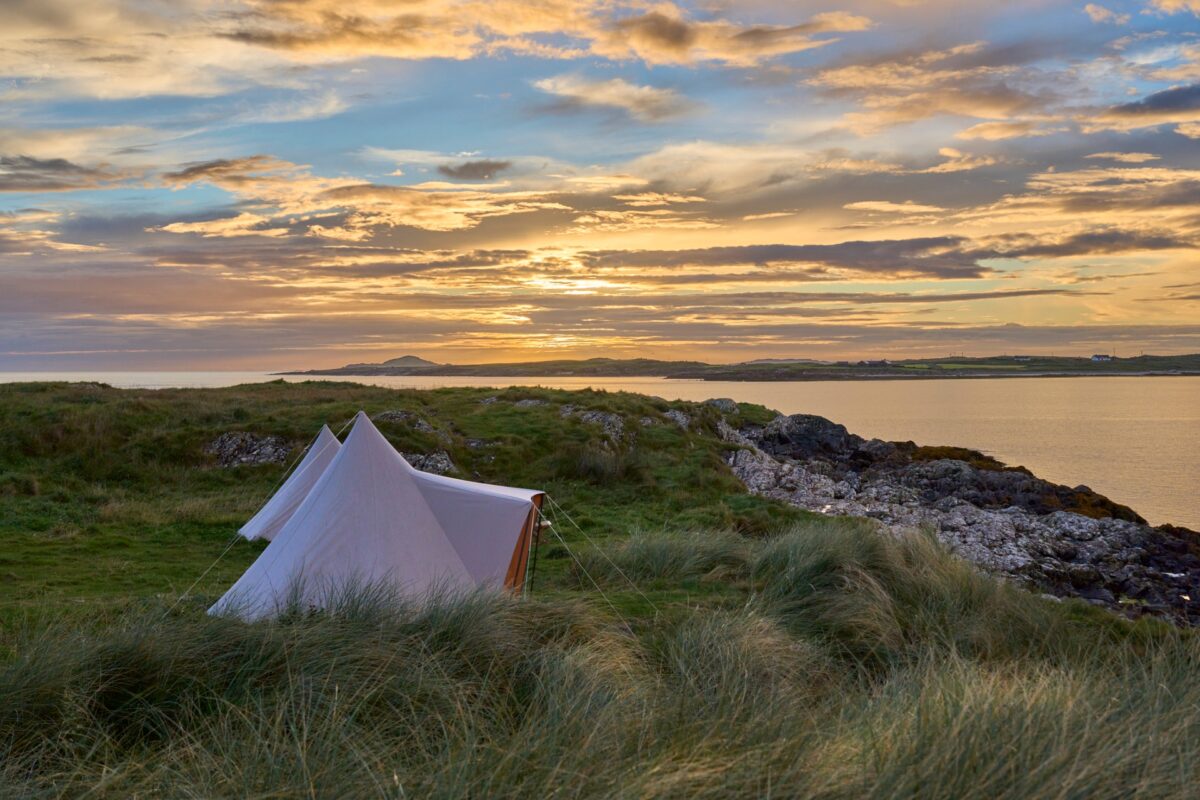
[0,0,876,112]
[580,237,997,280]
[1086,84,1200,132]
[1084,4,1130,24]
[591,8,872,66]
[811,41,1055,132]
[220,1,871,69]
[918,147,997,173]
[1085,152,1161,163]
[956,121,1061,140]
[0,0,295,100]
[162,155,300,189]
[533,75,695,121]
[0,155,136,192]
[844,200,945,213]
[613,192,705,207]
[236,90,349,123]
[158,154,573,237]
[0,126,152,162]
[1147,1,1200,15]
[437,160,513,180]
[995,228,1195,258]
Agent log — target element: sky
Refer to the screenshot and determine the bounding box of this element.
[1,0,1198,369]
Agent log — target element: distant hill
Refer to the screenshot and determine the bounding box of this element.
[341,355,440,370]
[289,356,709,378]
[283,353,1200,381]
[380,355,440,368]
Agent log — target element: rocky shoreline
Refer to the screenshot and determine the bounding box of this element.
[709,402,1200,625]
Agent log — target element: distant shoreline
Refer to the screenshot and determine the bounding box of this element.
[280,353,1200,382]
[279,369,1200,382]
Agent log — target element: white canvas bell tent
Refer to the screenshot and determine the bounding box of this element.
[210,411,544,620]
[239,424,341,542]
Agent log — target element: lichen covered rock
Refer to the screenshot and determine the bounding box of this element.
[401,451,456,475]
[205,432,291,467]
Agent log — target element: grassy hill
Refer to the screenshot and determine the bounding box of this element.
[1,381,1198,798]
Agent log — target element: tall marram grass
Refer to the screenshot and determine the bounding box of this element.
[3,525,1198,798]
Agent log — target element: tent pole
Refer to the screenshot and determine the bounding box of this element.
[525,505,543,597]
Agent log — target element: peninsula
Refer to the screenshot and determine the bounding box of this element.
[284,353,1200,381]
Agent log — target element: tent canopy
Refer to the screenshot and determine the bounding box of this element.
[211,412,543,620]
[239,424,341,542]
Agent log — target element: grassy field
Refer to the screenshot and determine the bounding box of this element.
[1,381,1197,798]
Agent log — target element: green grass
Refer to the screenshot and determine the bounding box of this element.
[0,380,803,613]
[1,381,1197,798]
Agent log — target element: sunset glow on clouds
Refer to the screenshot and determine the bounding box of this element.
[1,0,1198,368]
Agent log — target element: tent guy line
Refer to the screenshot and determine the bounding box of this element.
[164,416,356,615]
[545,494,661,615]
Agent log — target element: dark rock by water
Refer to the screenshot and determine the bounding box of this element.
[716,407,1200,625]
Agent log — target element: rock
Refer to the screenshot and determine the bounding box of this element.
[639,416,659,427]
[372,410,435,433]
[716,419,752,446]
[401,451,456,475]
[852,438,901,466]
[582,411,624,439]
[664,409,691,429]
[514,398,548,408]
[480,396,499,405]
[559,406,624,440]
[748,414,865,461]
[705,397,738,414]
[891,459,1144,522]
[464,438,495,449]
[205,432,290,467]
[723,415,1200,625]
[1076,586,1117,605]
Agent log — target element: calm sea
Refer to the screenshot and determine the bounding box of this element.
[3,372,1197,529]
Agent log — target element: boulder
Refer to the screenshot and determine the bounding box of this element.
[401,451,456,475]
[746,414,864,461]
[704,397,738,414]
[664,409,691,429]
[205,432,290,467]
[561,404,625,440]
[373,410,435,433]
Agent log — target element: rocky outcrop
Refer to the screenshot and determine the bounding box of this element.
[664,409,691,429]
[723,411,1200,624]
[704,398,739,414]
[373,410,435,434]
[205,433,291,467]
[401,451,456,475]
[561,404,625,440]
